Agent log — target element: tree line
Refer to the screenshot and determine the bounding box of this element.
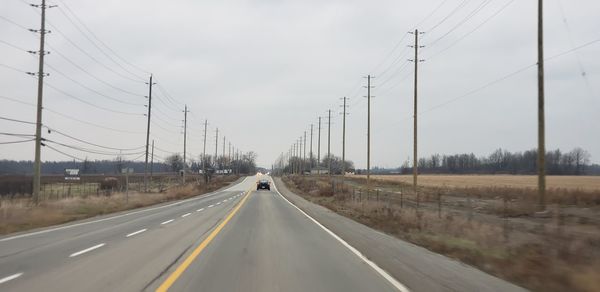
[389,147,598,175]
[0,151,258,175]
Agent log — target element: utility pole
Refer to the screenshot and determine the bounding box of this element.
[317,116,322,172]
[228,142,232,173]
[303,131,307,175]
[310,124,314,169]
[366,75,372,187]
[223,136,226,167]
[327,109,332,176]
[143,75,155,192]
[32,0,53,204]
[202,119,208,173]
[409,29,424,207]
[182,105,188,184]
[215,128,219,170]
[537,0,546,211]
[150,140,154,183]
[341,97,348,177]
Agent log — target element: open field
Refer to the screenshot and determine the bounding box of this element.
[358,174,600,191]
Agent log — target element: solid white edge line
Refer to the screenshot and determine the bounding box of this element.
[161,219,174,225]
[182,213,191,218]
[126,228,147,237]
[272,183,410,292]
[0,273,23,284]
[0,177,252,242]
[196,208,204,212]
[69,243,105,258]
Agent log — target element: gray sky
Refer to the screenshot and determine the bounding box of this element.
[1,0,599,169]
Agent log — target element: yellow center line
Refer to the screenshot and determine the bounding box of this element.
[156,188,253,292]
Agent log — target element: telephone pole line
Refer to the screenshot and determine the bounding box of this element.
[182,105,189,184]
[317,116,322,172]
[310,124,314,169]
[303,131,307,175]
[144,74,155,192]
[32,0,53,203]
[365,75,373,187]
[150,140,154,182]
[202,119,208,173]
[327,109,332,176]
[215,128,219,169]
[223,136,226,167]
[537,0,546,211]
[409,29,425,207]
[341,97,349,177]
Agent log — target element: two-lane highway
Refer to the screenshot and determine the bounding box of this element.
[0,176,404,292]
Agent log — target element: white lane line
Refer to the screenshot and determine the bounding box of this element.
[69,243,105,258]
[272,184,410,292]
[126,229,147,237]
[181,213,191,218]
[0,273,23,284]
[222,200,227,203]
[196,208,204,212]
[161,219,174,225]
[0,177,251,242]
[216,202,221,205]
[208,204,214,208]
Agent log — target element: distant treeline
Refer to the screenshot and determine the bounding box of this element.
[0,159,171,175]
[367,148,599,175]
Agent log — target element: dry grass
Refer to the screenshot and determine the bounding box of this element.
[0,175,239,235]
[359,174,600,191]
[283,175,600,292]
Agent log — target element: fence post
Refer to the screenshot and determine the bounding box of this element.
[400,191,403,208]
[376,189,380,202]
[437,192,442,219]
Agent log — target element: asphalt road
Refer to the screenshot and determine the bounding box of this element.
[0,175,526,292]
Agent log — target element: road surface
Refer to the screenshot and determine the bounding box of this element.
[0,176,526,291]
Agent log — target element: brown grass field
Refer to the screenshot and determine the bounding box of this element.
[357,174,600,191]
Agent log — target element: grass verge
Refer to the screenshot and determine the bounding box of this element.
[0,175,240,235]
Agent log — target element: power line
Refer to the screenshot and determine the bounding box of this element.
[55,0,150,75]
[0,63,30,74]
[45,108,145,134]
[0,115,36,125]
[0,39,30,52]
[427,0,516,60]
[45,63,145,106]
[45,19,146,83]
[45,144,84,161]
[0,14,30,30]
[426,0,494,48]
[53,3,147,81]
[46,42,144,97]
[45,82,144,116]
[0,139,35,145]
[43,126,145,151]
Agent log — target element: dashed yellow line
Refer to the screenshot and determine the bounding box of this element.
[155,189,252,292]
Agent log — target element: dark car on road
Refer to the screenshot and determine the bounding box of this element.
[257,179,270,191]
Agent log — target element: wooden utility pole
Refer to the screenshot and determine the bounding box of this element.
[367,75,372,187]
[183,105,188,184]
[150,140,154,183]
[327,109,332,176]
[537,0,546,211]
[143,74,155,192]
[341,97,348,177]
[202,119,208,173]
[214,128,219,169]
[410,29,423,207]
[223,136,226,167]
[317,116,322,171]
[303,131,307,175]
[32,0,50,204]
[310,124,314,169]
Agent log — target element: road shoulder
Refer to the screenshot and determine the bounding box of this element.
[273,177,527,292]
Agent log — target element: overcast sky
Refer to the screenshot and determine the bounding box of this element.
[1,0,599,169]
